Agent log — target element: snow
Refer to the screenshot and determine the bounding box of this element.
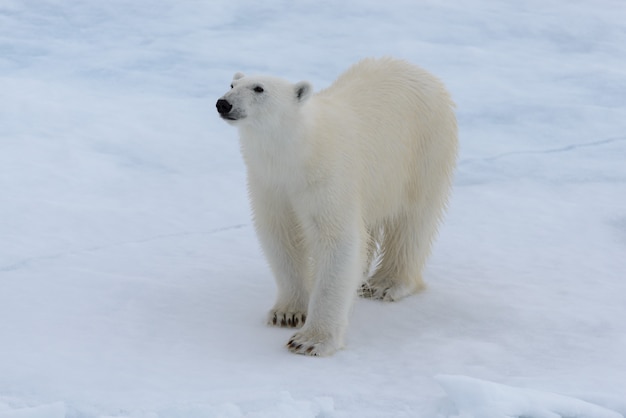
[1,0,625,417]
[436,375,624,418]
[0,402,65,418]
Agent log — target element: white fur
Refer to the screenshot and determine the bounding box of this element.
[217,57,458,356]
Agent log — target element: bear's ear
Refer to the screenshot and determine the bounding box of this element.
[294,81,312,103]
[232,72,245,81]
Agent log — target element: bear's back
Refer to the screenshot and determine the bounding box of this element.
[317,57,452,117]
[304,57,457,222]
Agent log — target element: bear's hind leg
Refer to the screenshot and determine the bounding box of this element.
[360,212,431,302]
[362,226,380,279]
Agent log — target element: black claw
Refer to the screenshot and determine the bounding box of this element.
[272,315,277,325]
[280,317,287,327]
[296,344,302,350]
[359,284,373,298]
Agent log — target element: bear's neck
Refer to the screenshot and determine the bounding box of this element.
[240,126,302,160]
[238,114,311,182]
[241,109,309,152]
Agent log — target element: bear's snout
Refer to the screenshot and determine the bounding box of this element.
[216,99,233,115]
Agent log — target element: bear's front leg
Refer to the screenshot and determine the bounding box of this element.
[261,219,310,329]
[287,214,365,356]
[249,184,311,329]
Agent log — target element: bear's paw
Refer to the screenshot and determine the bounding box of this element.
[286,328,341,357]
[268,310,307,328]
[358,278,424,302]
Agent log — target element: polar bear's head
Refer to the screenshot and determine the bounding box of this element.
[216,72,313,127]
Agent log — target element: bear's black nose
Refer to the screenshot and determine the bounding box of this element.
[216,99,232,115]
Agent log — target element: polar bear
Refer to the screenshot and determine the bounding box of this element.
[216,57,457,356]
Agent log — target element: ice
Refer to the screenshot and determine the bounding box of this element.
[436,375,623,418]
[0,402,65,418]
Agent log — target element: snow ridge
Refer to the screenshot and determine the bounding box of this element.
[437,375,624,418]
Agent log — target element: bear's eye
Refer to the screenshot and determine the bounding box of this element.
[253,86,264,93]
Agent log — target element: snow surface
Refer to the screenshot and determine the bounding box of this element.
[436,375,623,418]
[1,0,626,417]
